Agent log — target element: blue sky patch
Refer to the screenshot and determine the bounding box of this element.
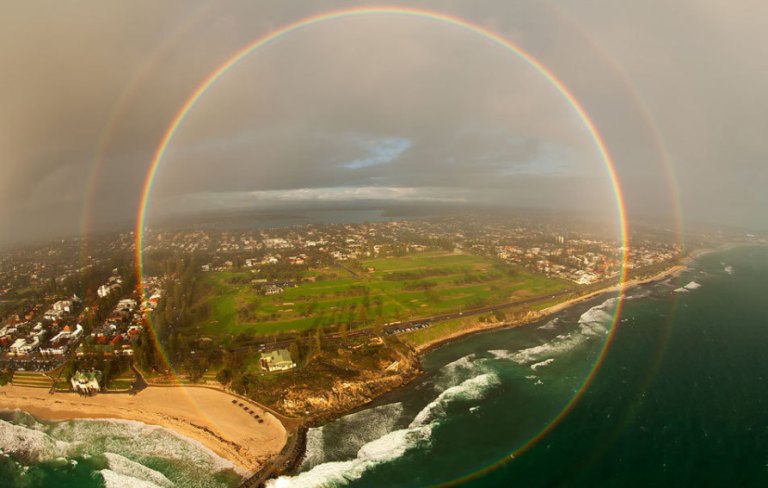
[341,137,412,169]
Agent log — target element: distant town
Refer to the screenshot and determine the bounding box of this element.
[0,212,759,397]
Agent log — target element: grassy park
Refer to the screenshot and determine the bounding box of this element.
[196,251,569,339]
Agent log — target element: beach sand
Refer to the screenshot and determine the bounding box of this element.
[0,260,702,477]
[539,263,686,315]
[0,384,287,473]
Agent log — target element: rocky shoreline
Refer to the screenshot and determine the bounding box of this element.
[266,258,693,483]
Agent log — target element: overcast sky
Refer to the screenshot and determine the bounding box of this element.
[1,0,766,245]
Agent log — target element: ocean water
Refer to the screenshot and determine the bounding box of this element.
[268,245,768,487]
[3,245,766,487]
[0,412,242,487]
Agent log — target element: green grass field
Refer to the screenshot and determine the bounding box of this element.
[11,371,52,388]
[105,379,133,391]
[197,251,568,339]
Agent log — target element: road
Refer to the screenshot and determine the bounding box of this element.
[232,287,579,354]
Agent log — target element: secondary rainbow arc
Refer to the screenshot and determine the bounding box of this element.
[134,6,630,482]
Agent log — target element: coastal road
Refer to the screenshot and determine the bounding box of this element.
[231,286,583,354]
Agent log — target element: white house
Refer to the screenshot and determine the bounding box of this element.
[9,336,40,356]
[52,300,73,313]
[97,285,111,298]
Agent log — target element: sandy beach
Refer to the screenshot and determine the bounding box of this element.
[0,384,287,474]
[0,258,706,478]
[539,263,687,315]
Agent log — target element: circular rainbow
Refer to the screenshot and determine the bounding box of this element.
[134,6,630,483]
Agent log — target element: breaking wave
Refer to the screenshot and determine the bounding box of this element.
[100,469,165,488]
[300,403,404,470]
[271,372,500,488]
[490,297,615,366]
[578,298,615,336]
[675,281,702,293]
[488,350,513,360]
[104,452,173,487]
[0,410,241,487]
[0,418,69,462]
[439,354,476,377]
[268,425,432,488]
[409,373,500,428]
[538,317,559,330]
[432,353,492,392]
[531,359,555,371]
[300,428,325,472]
[627,289,651,300]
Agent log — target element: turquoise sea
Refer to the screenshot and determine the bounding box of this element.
[2,245,766,487]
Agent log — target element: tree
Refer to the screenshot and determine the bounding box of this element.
[186,357,205,382]
[288,341,302,366]
[216,368,232,385]
[222,349,246,372]
[339,322,349,343]
[373,316,384,337]
[313,328,323,356]
[135,327,157,372]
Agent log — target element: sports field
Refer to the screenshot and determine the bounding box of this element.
[198,251,568,337]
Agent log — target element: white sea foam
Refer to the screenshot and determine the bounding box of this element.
[578,300,614,336]
[0,419,69,462]
[627,289,651,300]
[69,418,243,475]
[507,333,587,365]
[675,281,701,293]
[271,372,499,488]
[443,353,476,371]
[538,317,559,330]
[99,469,164,488]
[268,425,432,488]
[487,350,513,360]
[300,403,404,470]
[356,427,429,461]
[1,412,244,486]
[439,354,477,379]
[300,428,325,471]
[531,359,555,371]
[432,353,491,392]
[497,298,616,366]
[410,373,500,428]
[104,452,173,487]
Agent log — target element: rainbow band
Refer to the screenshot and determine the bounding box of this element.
[135,6,629,482]
[78,1,219,270]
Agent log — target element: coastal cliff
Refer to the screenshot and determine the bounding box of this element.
[242,337,421,420]
[279,345,421,417]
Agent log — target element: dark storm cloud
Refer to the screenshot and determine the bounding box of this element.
[1,0,765,244]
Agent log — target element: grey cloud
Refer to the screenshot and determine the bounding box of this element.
[1,0,765,244]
